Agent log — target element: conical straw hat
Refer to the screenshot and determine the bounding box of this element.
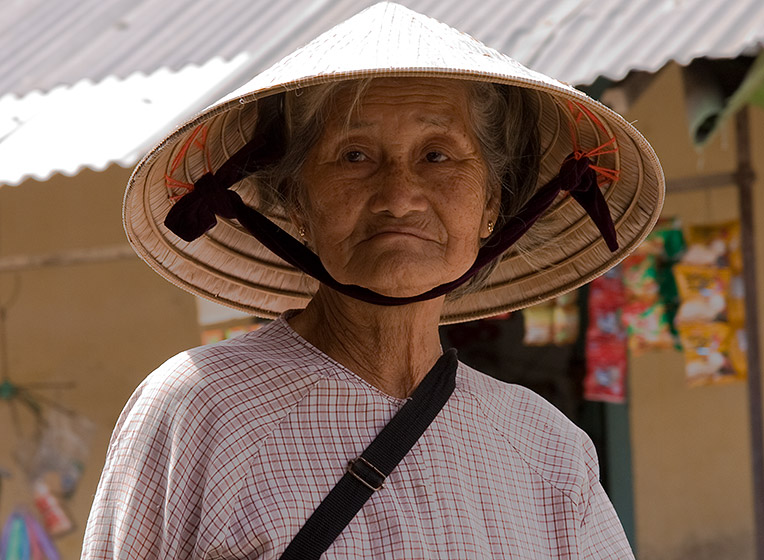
[124,2,664,324]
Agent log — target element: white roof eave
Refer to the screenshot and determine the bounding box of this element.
[0,53,251,187]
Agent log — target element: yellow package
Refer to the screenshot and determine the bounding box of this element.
[678,323,735,386]
[553,304,580,345]
[687,221,742,272]
[673,264,731,325]
[523,303,554,346]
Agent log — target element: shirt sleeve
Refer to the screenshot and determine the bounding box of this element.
[81,361,207,559]
[578,435,636,559]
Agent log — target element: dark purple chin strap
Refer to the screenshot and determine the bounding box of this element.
[165,109,618,306]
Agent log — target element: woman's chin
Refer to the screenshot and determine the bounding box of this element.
[335,264,464,299]
[362,283,435,299]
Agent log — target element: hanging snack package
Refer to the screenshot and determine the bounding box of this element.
[677,322,735,386]
[585,270,628,403]
[692,221,746,378]
[552,291,580,345]
[523,302,554,346]
[685,221,741,269]
[622,253,660,302]
[588,269,626,338]
[553,303,580,345]
[33,480,73,537]
[621,252,676,354]
[622,301,675,354]
[673,264,731,325]
[675,220,747,383]
[584,335,628,403]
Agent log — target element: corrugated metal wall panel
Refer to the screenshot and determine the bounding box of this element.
[2,0,764,97]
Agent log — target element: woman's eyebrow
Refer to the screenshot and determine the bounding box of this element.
[347,120,373,130]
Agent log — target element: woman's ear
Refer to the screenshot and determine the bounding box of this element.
[288,186,309,240]
[481,184,501,239]
[289,210,308,242]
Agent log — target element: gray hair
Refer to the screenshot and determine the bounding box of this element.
[251,78,540,299]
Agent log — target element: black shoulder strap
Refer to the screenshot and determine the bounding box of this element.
[279,348,458,560]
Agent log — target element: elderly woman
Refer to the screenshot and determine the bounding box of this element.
[83,3,662,559]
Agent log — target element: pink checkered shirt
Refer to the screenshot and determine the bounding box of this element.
[82,314,634,559]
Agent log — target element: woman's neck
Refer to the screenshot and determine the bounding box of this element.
[287,286,445,399]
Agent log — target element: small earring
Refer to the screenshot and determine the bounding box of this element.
[487,220,495,235]
[298,226,306,239]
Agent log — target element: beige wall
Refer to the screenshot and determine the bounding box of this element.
[0,165,200,558]
[626,63,764,560]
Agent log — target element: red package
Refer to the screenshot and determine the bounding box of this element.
[585,270,628,403]
[584,336,628,403]
[33,480,73,536]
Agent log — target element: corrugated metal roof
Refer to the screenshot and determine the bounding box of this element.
[2,0,764,187]
[2,0,764,97]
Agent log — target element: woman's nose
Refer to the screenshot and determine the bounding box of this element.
[368,159,428,217]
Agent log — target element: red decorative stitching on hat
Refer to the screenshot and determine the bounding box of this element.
[165,124,212,201]
[566,100,620,186]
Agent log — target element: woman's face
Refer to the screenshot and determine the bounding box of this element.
[299,78,498,298]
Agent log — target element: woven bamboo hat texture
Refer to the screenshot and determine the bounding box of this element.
[124,2,664,324]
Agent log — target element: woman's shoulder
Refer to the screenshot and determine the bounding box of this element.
[163,318,320,384]
[455,362,576,433]
[120,318,327,439]
[455,362,597,495]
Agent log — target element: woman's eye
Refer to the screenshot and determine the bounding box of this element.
[344,150,367,162]
[425,151,448,163]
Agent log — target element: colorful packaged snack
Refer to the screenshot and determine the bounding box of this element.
[622,254,660,302]
[622,301,675,354]
[673,264,731,325]
[621,246,676,354]
[523,292,580,346]
[677,323,735,386]
[585,270,628,403]
[523,302,554,346]
[686,221,742,272]
[584,335,628,403]
[33,480,73,536]
[553,303,580,345]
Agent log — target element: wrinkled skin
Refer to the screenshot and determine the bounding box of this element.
[299,77,498,298]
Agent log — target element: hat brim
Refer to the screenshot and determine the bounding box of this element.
[123,3,664,324]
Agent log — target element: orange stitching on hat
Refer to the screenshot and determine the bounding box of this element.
[165,124,212,201]
[566,101,620,187]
